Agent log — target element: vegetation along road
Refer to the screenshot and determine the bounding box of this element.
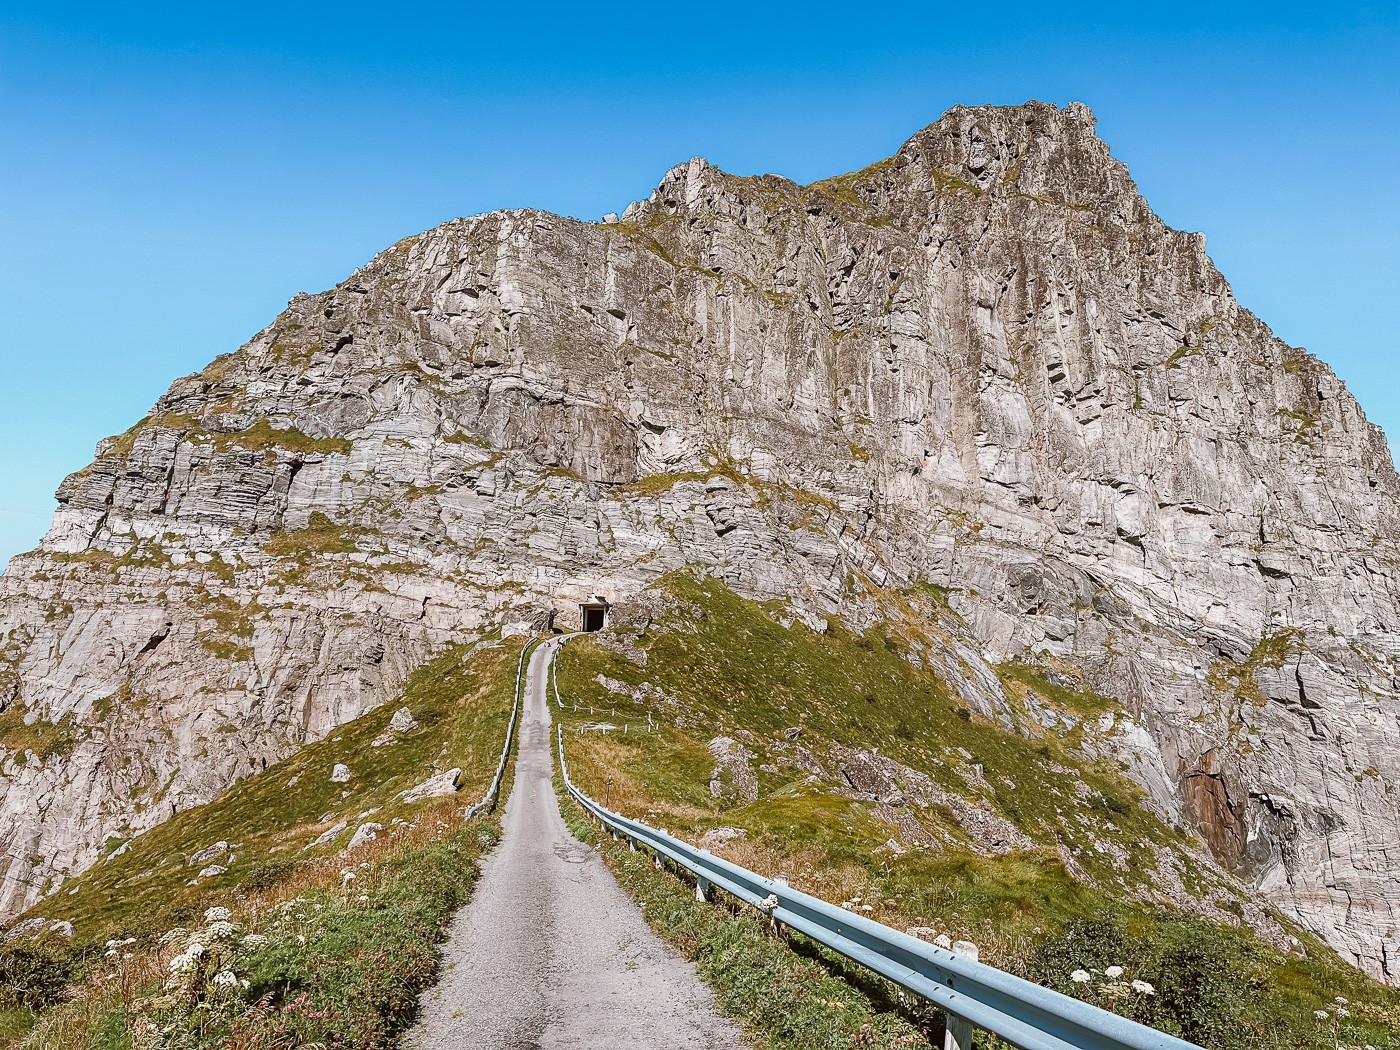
[405,638,747,1049]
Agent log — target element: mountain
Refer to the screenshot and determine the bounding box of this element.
[1,100,1396,986]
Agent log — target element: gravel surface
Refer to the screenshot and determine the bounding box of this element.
[406,638,748,1049]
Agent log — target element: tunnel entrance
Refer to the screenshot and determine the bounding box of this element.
[580,603,608,632]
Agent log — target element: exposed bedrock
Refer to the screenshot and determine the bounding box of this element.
[1,101,1397,982]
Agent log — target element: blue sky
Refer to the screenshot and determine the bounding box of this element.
[2,2,1398,567]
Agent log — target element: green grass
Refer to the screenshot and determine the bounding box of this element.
[607,470,715,499]
[560,574,1182,881]
[554,572,1400,1050]
[1166,345,1201,368]
[807,156,897,211]
[995,660,1116,718]
[159,830,497,1050]
[98,415,351,465]
[0,704,85,762]
[210,418,351,457]
[6,635,527,1050]
[11,637,521,946]
[264,511,361,556]
[1228,628,1305,705]
[0,1012,34,1046]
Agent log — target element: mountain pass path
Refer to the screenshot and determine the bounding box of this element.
[406,638,748,1050]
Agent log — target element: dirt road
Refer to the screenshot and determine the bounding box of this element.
[407,638,746,1049]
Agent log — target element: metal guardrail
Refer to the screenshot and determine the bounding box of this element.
[556,723,1203,1050]
[464,636,536,820]
[550,635,571,710]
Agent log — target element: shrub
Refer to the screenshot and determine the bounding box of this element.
[240,859,298,893]
[0,941,79,1011]
[1029,912,1269,1049]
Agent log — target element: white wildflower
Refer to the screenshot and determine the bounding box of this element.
[185,942,205,959]
[203,906,231,923]
[159,927,187,945]
[211,969,239,989]
[206,920,238,941]
[1104,965,1124,978]
[239,934,268,949]
[1336,1007,1351,1018]
[1131,979,1155,995]
[104,948,118,958]
[169,953,198,974]
[1315,1010,1330,1020]
[1070,969,1092,984]
[1335,996,1349,1005]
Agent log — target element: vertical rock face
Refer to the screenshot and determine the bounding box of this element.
[1,101,1397,982]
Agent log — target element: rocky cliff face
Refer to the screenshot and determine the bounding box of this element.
[2,101,1397,982]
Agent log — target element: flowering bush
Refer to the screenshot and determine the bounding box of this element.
[1062,964,1157,1011]
[1030,912,1266,1048]
[160,905,255,1004]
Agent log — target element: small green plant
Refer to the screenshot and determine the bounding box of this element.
[142,836,490,1050]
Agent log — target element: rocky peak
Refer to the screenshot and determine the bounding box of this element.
[894,101,1140,208]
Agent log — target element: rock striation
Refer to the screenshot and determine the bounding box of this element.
[1,101,1397,982]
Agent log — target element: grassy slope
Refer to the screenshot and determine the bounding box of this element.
[2,636,526,1049]
[555,574,1400,1049]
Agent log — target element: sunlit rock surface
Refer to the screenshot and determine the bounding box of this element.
[2,101,1396,982]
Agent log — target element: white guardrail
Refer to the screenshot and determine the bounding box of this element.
[463,636,536,820]
[553,672,1204,1050]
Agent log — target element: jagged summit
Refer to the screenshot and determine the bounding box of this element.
[2,106,1398,988]
[620,102,1145,231]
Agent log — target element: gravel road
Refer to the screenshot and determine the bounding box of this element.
[406,638,747,1049]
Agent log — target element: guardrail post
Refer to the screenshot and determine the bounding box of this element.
[695,877,710,902]
[943,1013,973,1050]
[943,940,980,1050]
